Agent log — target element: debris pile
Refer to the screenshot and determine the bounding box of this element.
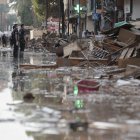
[21,22,140,71]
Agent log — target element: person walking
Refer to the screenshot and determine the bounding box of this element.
[19,24,26,59]
[2,34,7,47]
[11,24,19,59]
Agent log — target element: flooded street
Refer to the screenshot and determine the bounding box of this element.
[0,48,140,140]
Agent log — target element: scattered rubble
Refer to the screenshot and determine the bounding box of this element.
[0,22,139,139]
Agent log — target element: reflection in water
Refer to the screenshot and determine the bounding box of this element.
[0,88,13,110]
[12,70,25,92]
[0,122,33,140]
[0,52,140,140]
[74,99,84,109]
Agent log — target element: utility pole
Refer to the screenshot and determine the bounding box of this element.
[67,0,70,36]
[60,0,65,37]
[78,0,81,38]
[93,0,97,35]
[46,0,48,29]
[114,0,117,24]
[83,6,87,31]
[59,0,61,35]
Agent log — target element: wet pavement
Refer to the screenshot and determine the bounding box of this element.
[0,47,140,140]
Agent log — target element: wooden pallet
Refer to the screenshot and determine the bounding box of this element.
[20,64,57,69]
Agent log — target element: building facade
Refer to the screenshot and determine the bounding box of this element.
[124,0,140,21]
[64,0,93,35]
[64,0,125,33]
[64,0,139,35]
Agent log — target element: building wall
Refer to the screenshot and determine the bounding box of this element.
[124,0,130,14]
[86,0,94,32]
[0,0,8,31]
[0,0,7,4]
[64,0,98,33]
[86,17,94,31]
[132,0,140,20]
[64,0,68,11]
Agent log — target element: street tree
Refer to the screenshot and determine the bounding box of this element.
[9,0,34,26]
[31,0,46,20]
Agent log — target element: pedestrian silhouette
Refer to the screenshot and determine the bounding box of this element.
[2,34,7,47]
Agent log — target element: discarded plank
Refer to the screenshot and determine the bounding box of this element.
[20,64,57,69]
[125,47,135,58]
[103,42,122,51]
[118,28,136,44]
[119,48,129,59]
[118,58,140,68]
[57,57,108,67]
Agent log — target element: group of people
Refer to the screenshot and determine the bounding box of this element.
[10,24,26,59]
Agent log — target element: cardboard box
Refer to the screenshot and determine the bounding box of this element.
[118,28,140,44]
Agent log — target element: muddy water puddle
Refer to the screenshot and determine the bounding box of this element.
[0,53,140,140]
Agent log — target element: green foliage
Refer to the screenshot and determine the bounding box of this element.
[10,0,34,26]
[31,0,46,20]
[10,0,64,27]
[20,7,33,25]
[7,14,17,27]
[31,0,61,20]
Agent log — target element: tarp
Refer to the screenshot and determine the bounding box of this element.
[102,21,133,35]
[114,21,130,28]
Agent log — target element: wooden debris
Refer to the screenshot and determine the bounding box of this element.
[63,41,81,57]
[20,64,57,69]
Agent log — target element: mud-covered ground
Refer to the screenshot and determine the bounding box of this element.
[0,49,140,140]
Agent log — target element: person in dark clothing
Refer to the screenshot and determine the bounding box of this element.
[12,24,19,59]
[19,24,26,59]
[10,35,14,48]
[2,34,7,47]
